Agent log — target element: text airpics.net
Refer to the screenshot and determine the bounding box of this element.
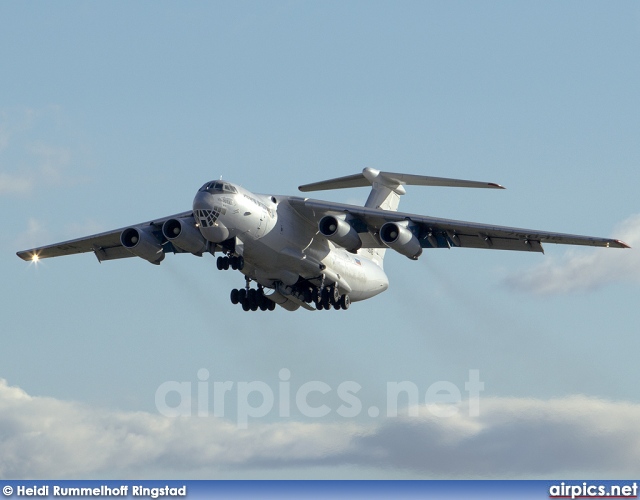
[155,369,484,428]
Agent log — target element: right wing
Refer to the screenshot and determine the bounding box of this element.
[288,198,630,252]
[17,210,193,262]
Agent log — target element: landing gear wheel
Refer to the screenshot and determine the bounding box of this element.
[303,288,313,303]
[322,294,331,309]
[330,284,340,303]
[340,294,350,310]
[217,256,224,270]
[230,289,239,304]
[267,300,276,311]
[237,256,245,270]
[242,301,251,311]
[248,289,257,309]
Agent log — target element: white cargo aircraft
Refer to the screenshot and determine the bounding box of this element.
[18,168,629,312]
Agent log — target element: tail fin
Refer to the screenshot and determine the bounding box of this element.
[298,168,505,267]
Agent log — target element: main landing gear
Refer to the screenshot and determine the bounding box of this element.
[230,281,276,312]
[217,255,244,271]
[315,283,350,311]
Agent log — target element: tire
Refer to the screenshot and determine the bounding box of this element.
[303,288,313,303]
[248,289,257,308]
[230,289,239,304]
[216,256,224,270]
[268,300,276,311]
[340,294,350,310]
[242,301,251,311]
[331,284,340,303]
[238,288,247,301]
[322,295,331,309]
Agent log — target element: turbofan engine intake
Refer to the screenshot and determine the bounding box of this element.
[318,216,362,252]
[379,222,422,260]
[162,217,207,255]
[120,227,165,264]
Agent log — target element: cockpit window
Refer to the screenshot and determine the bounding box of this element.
[199,181,238,194]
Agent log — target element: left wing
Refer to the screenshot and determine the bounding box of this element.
[17,211,194,263]
[288,198,630,252]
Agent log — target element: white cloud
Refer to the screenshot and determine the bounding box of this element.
[0,172,33,195]
[503,214,640,294]
[2,379,640,479]
[346,396,640,477]
[0,379,357,479]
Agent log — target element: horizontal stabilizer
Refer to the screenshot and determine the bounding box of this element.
[299,168,505,192]
[298,172,371,192]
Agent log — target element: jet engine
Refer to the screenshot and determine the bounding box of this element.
[379,222,422,260]
[318,216,362,252]
[162,217,207,255]
[120,227,165,264]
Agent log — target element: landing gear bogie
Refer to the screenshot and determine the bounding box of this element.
[313,288,351,312]
[230,285,276,312]
[217,255,244,271]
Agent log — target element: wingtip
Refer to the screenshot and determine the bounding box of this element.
[17,251,33,261]
[488,183,506,189]
[615,240,631,249]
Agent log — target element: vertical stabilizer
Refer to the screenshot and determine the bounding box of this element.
[362,168,406,211]
[360,168,407,267]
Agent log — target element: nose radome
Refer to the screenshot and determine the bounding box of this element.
[192,191,215,210]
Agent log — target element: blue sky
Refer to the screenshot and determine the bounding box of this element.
[1,1,639,479]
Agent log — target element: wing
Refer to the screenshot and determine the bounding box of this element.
[288,198,630,252]
[16,210,194,263]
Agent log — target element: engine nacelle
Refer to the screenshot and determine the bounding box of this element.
[120,226,165,264]
[318,216,362,252]
[379,222,422,260]
[162,217,207,255]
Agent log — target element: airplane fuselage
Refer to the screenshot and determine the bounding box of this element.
[192,180,388,308]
